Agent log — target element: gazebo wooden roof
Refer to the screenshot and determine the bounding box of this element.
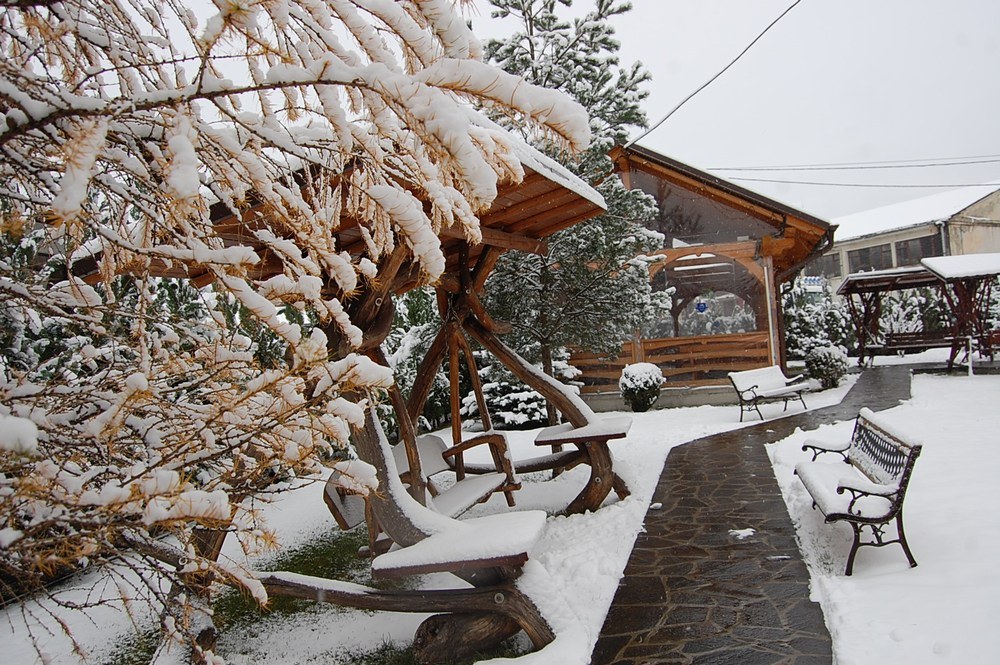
[610,144,833,287]
[836,255,1000,366]
[74,152,605,295]
[836,266,942,295]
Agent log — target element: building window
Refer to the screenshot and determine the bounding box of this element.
[847,244,892,272]
[895,234,943,266]
[804,252,841,278]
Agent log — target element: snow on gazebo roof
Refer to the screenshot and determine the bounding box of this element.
[922,253,1000,280]
[833,184,1000,242]
[836,265,941,295]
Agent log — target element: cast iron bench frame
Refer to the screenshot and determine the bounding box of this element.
[728,365,809,422]
[795,408,922,575]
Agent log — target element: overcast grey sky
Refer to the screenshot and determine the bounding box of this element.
[469,0,1000,220]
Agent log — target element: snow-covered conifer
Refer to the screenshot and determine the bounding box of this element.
[480,0,668,413]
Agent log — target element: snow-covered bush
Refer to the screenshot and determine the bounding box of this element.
[619,362,664,412]
[462,375,549,429]
[880,288,952,337]
[805,346,849,389]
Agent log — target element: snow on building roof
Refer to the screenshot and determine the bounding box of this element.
[832,184,1000,242]
[922,253,1000,280]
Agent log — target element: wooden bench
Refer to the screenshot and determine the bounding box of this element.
[534,414,632,514]
[794,408,922,575]
[323,432,518,557]
[393,432,521,509]
[862,331,959,365]
[883,331,956,353]
[728,366,809,422]
[269,413,555,664]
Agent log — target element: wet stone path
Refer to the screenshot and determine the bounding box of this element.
[590,366,914,665]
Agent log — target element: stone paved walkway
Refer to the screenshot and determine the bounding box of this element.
[590,366,915,665]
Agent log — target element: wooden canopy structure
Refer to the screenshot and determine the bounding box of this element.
[838,254,1000,366]
[572,145,834,394]
[71,139,614,504]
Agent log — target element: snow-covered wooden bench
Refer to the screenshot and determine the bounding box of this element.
[393,432,521,510]
[794,408,922,575]
[323,433,516,557]
[728,365,809,421]
[267,413,554,664]
[534,413,632,514]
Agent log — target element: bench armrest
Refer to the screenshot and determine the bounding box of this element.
[785,374,804,384]
[838,476,897,498]
[801,438,850,462]
[441,432,519,487]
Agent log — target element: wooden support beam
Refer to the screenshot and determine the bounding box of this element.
[448,328,464,460]
[440,226,548,255]
[464,316,589,428]
[457,330,493,433]
[368,347,427,504]
[406,322,451,426]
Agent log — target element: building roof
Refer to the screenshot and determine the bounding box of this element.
[832,185,1000,242]
[922,253,1000,280]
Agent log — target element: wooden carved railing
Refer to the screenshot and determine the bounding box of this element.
[571,331,771,393]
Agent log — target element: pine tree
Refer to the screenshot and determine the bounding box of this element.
[481,0,668,402]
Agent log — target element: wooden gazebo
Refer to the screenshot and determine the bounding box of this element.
[572,144,833,395]
[838,254,1000,366]
[72,139,615,507]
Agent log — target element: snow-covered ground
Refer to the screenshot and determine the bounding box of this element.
[4,364,997,664]
[769,370,1000,665]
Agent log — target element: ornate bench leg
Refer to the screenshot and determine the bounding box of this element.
[845,523,863,576]
[896,511,918,569]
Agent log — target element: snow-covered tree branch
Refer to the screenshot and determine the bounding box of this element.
[0,0,590,660]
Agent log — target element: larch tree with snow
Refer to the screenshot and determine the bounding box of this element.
[481,0,668,417]
[0,0,591,661]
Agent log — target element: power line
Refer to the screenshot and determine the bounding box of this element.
[710,156,1000,172]
[625,0,804,149]
[728,176,1000,189]
[709,152,1000,170]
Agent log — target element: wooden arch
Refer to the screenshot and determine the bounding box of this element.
[647,241,768,334]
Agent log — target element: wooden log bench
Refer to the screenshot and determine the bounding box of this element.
[270,413,556,664]
[258,510,553,665]
[324,430,522,557]
[534,414,632,514]
[728,365,809,422]
[794,408,922,575]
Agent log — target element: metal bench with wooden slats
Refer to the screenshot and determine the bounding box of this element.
[794,408,922,575]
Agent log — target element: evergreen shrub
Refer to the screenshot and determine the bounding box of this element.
[805,346,849,389]
[619,362,663,412]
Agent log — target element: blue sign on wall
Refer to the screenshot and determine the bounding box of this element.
[695,302,708,313]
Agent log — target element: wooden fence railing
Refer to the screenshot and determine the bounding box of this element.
[571,332,772,394]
